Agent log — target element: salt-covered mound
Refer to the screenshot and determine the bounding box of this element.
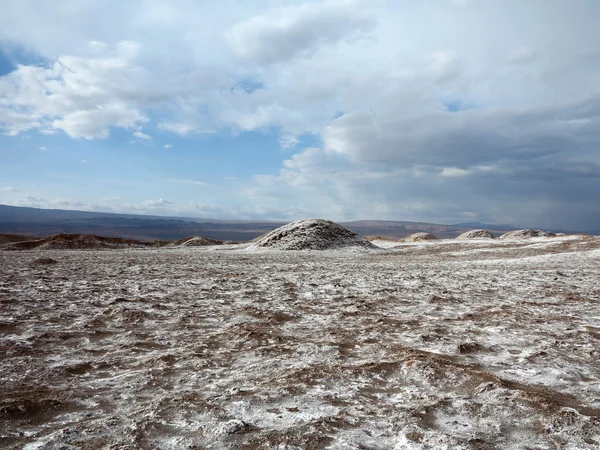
[172,236,223,247]
[2,234,153,250]
[403,232,439,242]
[248,219,377,250]
[500,229,556,239]
[456,229,496,240]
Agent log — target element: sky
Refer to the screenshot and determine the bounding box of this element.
[1,0,599,230]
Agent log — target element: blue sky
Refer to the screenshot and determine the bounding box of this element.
[1,0,599,230]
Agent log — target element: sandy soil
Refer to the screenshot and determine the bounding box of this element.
[1,235,600,449]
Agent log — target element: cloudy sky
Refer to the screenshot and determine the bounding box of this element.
[1,0,599,230]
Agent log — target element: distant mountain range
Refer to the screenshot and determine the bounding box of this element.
[0,205,281,242]
[0,204,569,241]
[450,221,516,231]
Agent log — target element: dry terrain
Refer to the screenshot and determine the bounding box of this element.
[1,235,600,448]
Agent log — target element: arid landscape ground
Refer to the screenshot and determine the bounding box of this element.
[1,222,600,449]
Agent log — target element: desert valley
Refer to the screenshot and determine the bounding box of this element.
[2,1,599,448]
[1,219,600,449]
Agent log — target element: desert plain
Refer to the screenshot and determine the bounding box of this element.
[1,224,600,449]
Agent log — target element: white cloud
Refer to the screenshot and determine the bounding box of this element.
[426,51,461,82]
[88,41,110,53]
[0,109,41,136]
[51,199,84,207]
[143,197,173,207]
[133,130,151,139]
[52,104,147,140]
[158,122,215,136]
[1,1,600,228]
[166,178,207,186]
[163,144,172,149]
[507,46,537,64]
[245,90,600,228]
[226,0,376,64]
[0,41,151,138]
[278,133,300,149]
[1,1,592,144]
[441,167,471,177]
[24,195,45,202]
[40,146,47,151]
[2,186,19,192]
[321,96,600,168]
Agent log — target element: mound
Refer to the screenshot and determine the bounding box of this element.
[2,234,151,250]
[456,229,496,240]
[176,236,223,247]
[500,229,556,239]
[248,219,376,251]
[403,232,439,242]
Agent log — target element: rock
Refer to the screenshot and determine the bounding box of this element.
[223,419,252,434]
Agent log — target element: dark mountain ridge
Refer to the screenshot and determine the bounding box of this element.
[1,204,584,241]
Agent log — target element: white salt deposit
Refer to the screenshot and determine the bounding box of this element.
[500,229,556,239]
[3,233,600,448]
[403,232,439,242]
[247,218,377,251]
[456,229,496,239]
[179,237,221,247]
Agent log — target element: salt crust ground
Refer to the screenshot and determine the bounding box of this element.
[1,235,600,448]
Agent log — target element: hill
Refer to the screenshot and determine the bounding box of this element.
[248,219,377,250]
[0,233,227,251]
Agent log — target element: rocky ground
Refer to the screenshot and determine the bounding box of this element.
[1,235,600,449]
